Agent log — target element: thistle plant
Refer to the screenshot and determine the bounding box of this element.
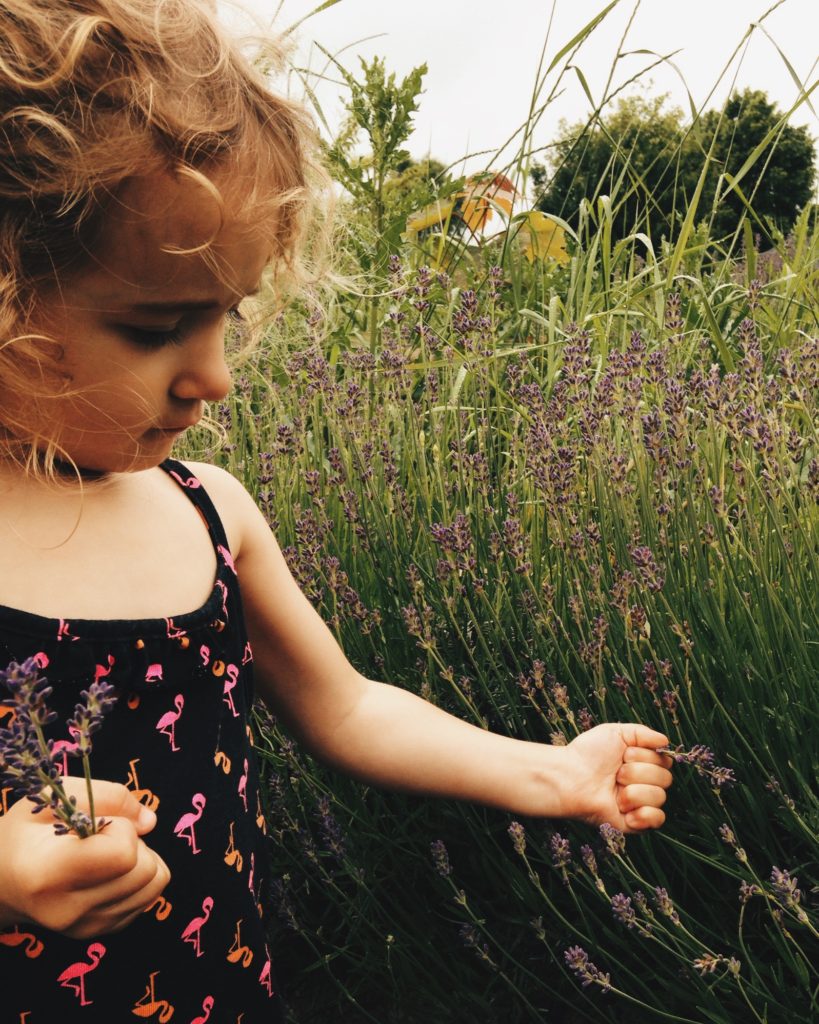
[0,658,117,837]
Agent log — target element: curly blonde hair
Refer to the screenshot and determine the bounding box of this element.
[0,0,321,469]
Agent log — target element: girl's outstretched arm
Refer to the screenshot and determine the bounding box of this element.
[196,464,672,831]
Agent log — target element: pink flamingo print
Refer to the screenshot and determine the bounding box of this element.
[93,655,115,682]
[155,694,184,752]
[164,618,187,641]
[56,619,78,642]
[217,544,237,574]
[174,793,206,854]
[50,737,80,775]
[180,896,213,958]
[215,578,229,619]
[145,663,163,684]
[57,942,106,1005]
[241,641,253,665]
[33,651,49,668]
[247,851,255,896]
[259,956,274,997]
[237,758,248,812]
[222,664,239,717]
[191,995,215,1023]
[199,644,211,667]
[168,469,202,489]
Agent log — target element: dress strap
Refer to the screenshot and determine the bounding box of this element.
[160,458,233,559]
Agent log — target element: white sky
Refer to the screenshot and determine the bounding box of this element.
[224,0,818,181]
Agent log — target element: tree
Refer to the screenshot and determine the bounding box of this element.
[533,89,816,245]
[532,94,694,243]
[695,88,816,240]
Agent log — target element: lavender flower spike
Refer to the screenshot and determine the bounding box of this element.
[564,946,611,992]
[0,659,118,838]
[600,822,626,855]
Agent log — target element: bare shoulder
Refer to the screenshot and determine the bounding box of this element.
[177,460,267,559]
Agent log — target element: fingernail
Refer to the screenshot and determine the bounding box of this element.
[137,806,157,831]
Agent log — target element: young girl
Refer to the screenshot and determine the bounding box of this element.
[0,1,673,1019]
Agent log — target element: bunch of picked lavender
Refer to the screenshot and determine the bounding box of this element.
[0,657,117,837]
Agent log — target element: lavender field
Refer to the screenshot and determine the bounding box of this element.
[180,5,818,1020]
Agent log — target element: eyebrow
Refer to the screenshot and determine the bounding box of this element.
[128,285,262,314]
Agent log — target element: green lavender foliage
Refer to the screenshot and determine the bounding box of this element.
[179,209,818,1021]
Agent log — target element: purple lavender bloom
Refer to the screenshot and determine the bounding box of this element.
[430,839,452,877]
[770,866,805,920]
[67,680,118,756]
[315,795,346,861]
[550,832,572,870]
[611,893,637,929]
[600,823,626,855]
[508,821,526,856]
[652,887,681,925]
[0,659,117,838]
[564,946,611,992]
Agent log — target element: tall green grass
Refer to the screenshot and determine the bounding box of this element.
[179,3,818,1019]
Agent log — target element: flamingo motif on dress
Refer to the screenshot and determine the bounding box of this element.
[222,664,239,717]
[56,619,78,642]
[191,995,215,1023]
[259,955,274,997]
[168,469,202,489]
[93,654,115,682]
[155,694,184,752]
[217,544,236,574]
[56,942,106,1005]
[132,971,174,1021]
[237,758,248,812]
[215,578,229,620]
[145,663,163,684]
[173,793,206,854]
[51,737,80,775]
[0,926,43,958]
[180,896,213,958]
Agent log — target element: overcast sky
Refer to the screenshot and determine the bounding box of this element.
[224,0,818,180]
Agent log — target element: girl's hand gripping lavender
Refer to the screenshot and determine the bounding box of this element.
[0,659,171,937]
[0,776,171,937]
[560,723,674,832]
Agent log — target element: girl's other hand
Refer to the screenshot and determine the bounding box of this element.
[561,724,674,833]
[0,777,170,938]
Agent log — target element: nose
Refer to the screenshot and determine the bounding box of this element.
[169,320,233,403]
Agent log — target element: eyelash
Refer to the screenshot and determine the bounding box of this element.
[125,307,244,350]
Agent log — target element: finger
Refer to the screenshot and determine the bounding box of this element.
[617,783,668,813]
[64,850,170,939]
[623,806,666,832]
[623,747,674,771]
[617,763,673,789]
[55,817,141,889]
[61,778,157,834]
[617,724,669,750]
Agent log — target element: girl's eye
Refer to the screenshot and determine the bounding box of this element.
[124,324,185,349]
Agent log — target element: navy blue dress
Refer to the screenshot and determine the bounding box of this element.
[0,459,284,1022]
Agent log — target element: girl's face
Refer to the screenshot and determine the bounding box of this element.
[24,171,272,475]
